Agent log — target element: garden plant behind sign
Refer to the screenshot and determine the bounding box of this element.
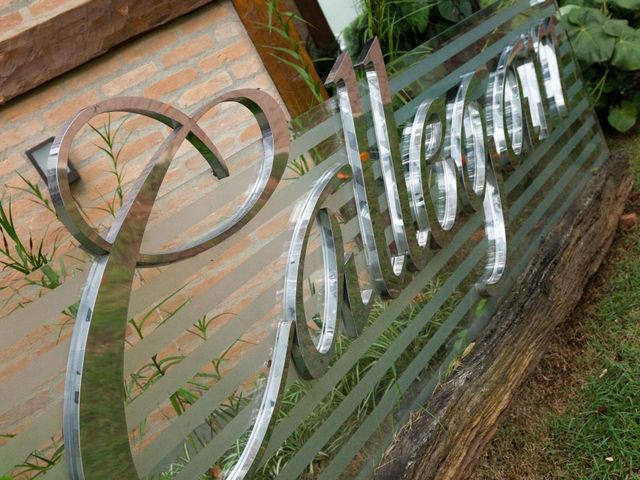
[45,1,607,478]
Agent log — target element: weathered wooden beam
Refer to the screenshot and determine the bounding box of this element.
[231,0,328,117]
[0,0,216,105]
[375,151,633,480]
[292,0,336,50]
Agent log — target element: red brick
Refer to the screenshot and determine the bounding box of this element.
[0,84,63,123]
[0,153,25,178]
[238,123,260,143]
[178,72,232,107]
[102,64,159,96]
[0,119,44,152]
[179,2,234,36]
[0,387,57,437]
[144,69,197,98]
[212,20,245,41]
[63,52,126,93]
[239,73,274,91]
[67,138,105,171]
[215,135,235,156]
[0,12,24,35]
[25,208,57,234]
[28,0,72,17]
[118,114,158,137]
[231,58,262,80]
[0,129,27,155]
[4,168,41,194]
[199,40,251,72]
[119,131,165,161]
[160,36,215,68]
[121,28,178,64]
[44,90,99,125]
[254,210,290,241]
[187,264,234,298]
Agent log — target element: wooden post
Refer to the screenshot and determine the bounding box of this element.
[292,0,336,50]
[231,0,328,117]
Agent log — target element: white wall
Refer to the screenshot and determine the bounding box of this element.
[317,0,361,48]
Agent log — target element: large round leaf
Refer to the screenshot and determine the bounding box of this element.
[566,6,608,25]
[562,7,615,63]
[437,0,473,22]
[558,4,582,20]
[602,18,631,37]
[572,0,602,7]
[608,101,638,132]
[611,30,640,70]
[606,0,640,10]
[568,24,616,63]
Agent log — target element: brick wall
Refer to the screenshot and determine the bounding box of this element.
[0,1,293,474]
[0,0,286,276]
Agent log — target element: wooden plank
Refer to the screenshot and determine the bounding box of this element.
[292,0,336,50]
[0,0,214,105]
[231,0,328,116]
[374,151,633,480]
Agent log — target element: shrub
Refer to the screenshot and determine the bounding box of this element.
[343,0,488,63]
[559,0,640,131]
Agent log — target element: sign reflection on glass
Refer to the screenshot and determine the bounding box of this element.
[50,16,568,480]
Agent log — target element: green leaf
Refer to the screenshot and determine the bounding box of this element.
[606,0,640,10]
[558,4,583,25]
[41,264,60,287]
[602,19,631,37]
[608,101,638,131]
[566,6,607,26]
[564,10,616,63]
[611,30,640,70]
[437,0,474,23]
[269,52,315,85]
[564,0,600,6]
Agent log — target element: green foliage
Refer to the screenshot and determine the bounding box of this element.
[337,0,640,132]
[262,0,326,106]
[285,154,311,178]
[157,443,209,480]
[343,0,432,62]
[343,0,484,62]
[153,276,460,479]
[209,278,462,479]
[438,0,474,23]
[11,440,63,478]
[0,174,72,292]
[89,114,130,218]
[9,173,56,216]
[564,7,615,62]
[262,1,332,179]
[559,0,640,131]
[608,98,639,130]
[0,198,55,276]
